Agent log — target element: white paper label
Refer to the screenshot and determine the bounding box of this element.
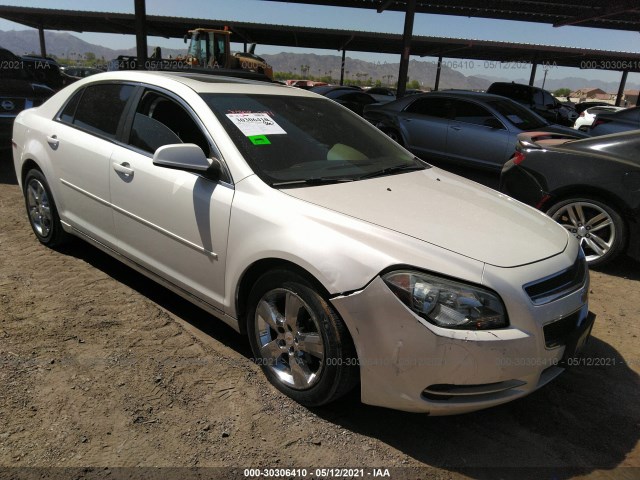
[226,113,286,136]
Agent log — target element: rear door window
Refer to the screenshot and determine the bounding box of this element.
[404,97,452,118]
[70,84,135,139]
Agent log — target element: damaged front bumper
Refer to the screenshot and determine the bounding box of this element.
[331,270,593,415]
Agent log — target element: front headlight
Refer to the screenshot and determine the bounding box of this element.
[382,270,508,330]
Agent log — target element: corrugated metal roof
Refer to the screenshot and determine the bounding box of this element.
[258,0,640,32]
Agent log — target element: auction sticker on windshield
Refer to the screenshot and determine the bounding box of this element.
[226,113,286,136]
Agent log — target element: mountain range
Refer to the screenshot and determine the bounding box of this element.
[2,29,638,92]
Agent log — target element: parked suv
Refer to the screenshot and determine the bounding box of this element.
[487,82,577,126]
[1,47,54,146]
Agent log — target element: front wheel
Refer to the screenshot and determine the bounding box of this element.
[247,270,358,406]
[23,169,69,247]
[547,197,626,267]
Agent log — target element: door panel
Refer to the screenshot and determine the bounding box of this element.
[446,99,512,168]
[49,122,116,246]
[109,146,232,310]
[446,121,511,168]
[398,97,452,160]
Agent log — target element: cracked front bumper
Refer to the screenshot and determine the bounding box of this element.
[331,267,591,415]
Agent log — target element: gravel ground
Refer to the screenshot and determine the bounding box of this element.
[1,149,638,480]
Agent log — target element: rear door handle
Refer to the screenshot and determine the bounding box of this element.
[450,125,461,131]
[46,135,59,150]
[113,162,134,177]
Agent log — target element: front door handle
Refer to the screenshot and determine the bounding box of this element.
[46,135,59,150]
[450,125,461,131]
[113,162,134,177]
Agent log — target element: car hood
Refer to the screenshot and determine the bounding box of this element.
[283,168,568,268]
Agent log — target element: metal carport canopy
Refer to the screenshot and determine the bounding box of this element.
[259,0,640,100]
[259,0,640,32]
[1,4,639,101]
[1,5,639,70]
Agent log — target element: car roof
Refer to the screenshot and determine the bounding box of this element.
[0,47,19,61]
[310,85,361,94]
[77,70,319,97]
[417,90,511,102]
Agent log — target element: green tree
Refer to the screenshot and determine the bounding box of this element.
[407,79,420,89]
[554,88,571,97]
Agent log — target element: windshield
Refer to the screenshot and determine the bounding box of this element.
[488,99,549,130]
[201,94,425,186]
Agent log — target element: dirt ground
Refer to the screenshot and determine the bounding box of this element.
[0,149,639,480]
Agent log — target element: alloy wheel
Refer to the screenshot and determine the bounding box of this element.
[254,288,325,390]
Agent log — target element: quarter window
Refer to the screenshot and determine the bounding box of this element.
[59,90,82,124]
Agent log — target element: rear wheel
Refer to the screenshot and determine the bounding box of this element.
[247,269,358,406]
[23,169,69,247]
[547,197,626,267]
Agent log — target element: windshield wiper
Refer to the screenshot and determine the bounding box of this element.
[271,177,355,188]
[356,162,426,180]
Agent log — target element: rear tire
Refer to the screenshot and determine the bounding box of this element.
[247,269,358,407]
[546,196,626,267]
[23,169,69,247]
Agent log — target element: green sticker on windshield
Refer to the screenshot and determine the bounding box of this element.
[248,135,271,145]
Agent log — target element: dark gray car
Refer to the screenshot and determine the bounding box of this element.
[589,106,640,136]
[363,91,587,170]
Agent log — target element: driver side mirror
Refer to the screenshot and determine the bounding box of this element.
[153,143,222,182]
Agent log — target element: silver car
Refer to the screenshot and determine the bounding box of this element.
[363,91,586,170]
[13,71,594,414]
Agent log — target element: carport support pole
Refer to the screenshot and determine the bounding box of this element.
[529,62,537,86]
[396,0,416,98]
[134,0,148,70]
[38,26,47,58]
[340,49,346,85]
[616,70,628,106]
[434,56,442,91]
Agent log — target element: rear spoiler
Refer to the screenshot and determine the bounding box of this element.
[517,131,581,150]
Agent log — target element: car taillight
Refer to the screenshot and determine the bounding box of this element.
[513,151,526,165]
[579,112,585,117]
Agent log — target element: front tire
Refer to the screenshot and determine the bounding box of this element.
[247,269,358,407]
[23,169,69,247]
[547,196,626,267]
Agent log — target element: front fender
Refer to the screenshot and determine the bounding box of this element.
[223,175,485,317]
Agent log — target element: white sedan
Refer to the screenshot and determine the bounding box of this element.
[573,105,625,131]
[12,71,594,414]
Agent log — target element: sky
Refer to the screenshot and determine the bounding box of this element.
[1,0,639,87]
